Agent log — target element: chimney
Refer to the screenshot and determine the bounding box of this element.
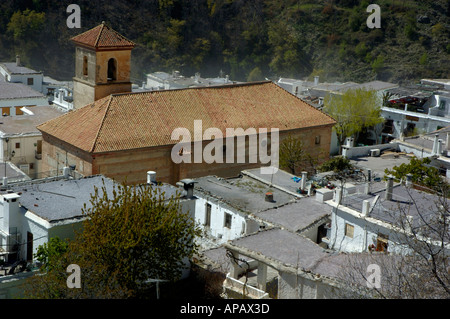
[16,55,20,66]
[385,175,394,201]
[334,187,342,204]
[265,192,274,202]
[63,166,71,179]
[367,169,372,182]
[178,179,196,198]
[364,182,371,195]
[432,134,439,155]
[300,171,307,190]
[314,76,319,86]
[405,173,413,188]
[362,200,370,216]
[147,171,156,184]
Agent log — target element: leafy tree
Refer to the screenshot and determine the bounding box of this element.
[384,157,447,192]
[34,236,68,272]
[318,156,353,173]
[371,54,384,75]
[7,9,45,40]
[24,181,201,298]
[323,88,383,152]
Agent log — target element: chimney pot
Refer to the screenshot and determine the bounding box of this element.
[16,55,20,66]
[362,200,370,216]
[385,175,394,201]
[300,171,307,190]
[147,171,156,184]
[265,192,274,202]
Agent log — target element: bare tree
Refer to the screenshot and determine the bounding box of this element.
[334,183,450,298]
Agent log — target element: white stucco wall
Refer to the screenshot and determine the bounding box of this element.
[194,197,247,243]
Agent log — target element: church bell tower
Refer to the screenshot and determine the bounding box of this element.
[71,21,135,109]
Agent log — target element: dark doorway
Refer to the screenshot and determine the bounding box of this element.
[26,232,33,261]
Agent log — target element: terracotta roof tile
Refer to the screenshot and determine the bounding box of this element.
[70,22,135,49]
[37,81,336,154]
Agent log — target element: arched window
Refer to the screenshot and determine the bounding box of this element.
[83,56,88,76]
[107,58,117,81]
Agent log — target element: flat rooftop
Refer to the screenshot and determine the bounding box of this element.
[193,174,296,214]
[0,62,42,75]
[350,152,413,179]
[0,105,65,135]
[242,167,306,195]
[0,82,45,100]
[255,197,331,233]
[225,228,331,271]
[2,175,180,223]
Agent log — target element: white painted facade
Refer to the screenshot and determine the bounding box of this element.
[193,196,250,245]
[0,193,82,263]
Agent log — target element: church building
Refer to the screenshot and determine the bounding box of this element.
[37,23,336,185]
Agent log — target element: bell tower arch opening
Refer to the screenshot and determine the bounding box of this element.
[107,58,117,81]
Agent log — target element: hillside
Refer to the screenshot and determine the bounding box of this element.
[0,0,449,85]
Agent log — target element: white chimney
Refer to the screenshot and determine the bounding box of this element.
[63,166,71,178]
[147,171,156,184]
[314,76,319,86]
[446,132,450,156]
[432,134,439,155]
[334,187,342,204]
[300,171,307,190]
[16,55,20,66]
[405,173,413,188]
[385,175,394,201]
[362,200,370,216]
[364,182,371,195]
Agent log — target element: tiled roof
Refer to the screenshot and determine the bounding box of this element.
[37,81,336,154]
[70,22,135,49]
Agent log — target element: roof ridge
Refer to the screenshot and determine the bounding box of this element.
[90,95,114,153]
[94,23,105,47]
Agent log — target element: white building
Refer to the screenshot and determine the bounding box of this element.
[0,56,44,93]
[0,106,65,180]
[325,176,450,255]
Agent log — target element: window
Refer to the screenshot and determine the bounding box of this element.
[205,203,211,227]
[15,143,20,149]
[224,213,232,229]
[107,58,117,81]
[345,223,354,238]
[439,100,446,110]
[27,78,33,85]
[83,56,88,76]
[376,233,389,252]
[315,135,321,145]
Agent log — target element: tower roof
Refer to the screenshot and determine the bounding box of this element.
[70,22,135,50]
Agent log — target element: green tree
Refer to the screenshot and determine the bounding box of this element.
[371,54,384,75]
[323,88,383,152]
[384,157,447,191]
[24,181,201,298]
[7,9,45,40]
[34,236,68,272]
